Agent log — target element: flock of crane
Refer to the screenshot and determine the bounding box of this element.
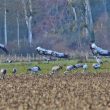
[0,42,109,79]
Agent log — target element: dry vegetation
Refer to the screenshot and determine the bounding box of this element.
[0,73,110,110]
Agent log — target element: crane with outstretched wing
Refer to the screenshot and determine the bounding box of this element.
[0,43,9,55]
[90,42,110,56]
[36,46,69,58]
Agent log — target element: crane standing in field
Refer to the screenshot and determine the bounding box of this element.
[12,68,17,75]
[0,68,7,79]
[51,65,63,75]
[64,63,88,74]
[27,66,41,74]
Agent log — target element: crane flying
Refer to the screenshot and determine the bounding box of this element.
[36,46,69,58]
[0,43,9,54]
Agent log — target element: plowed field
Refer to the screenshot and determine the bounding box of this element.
[0,73,110,110]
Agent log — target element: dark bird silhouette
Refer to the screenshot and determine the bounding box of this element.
[0,69,7,79]
[0,43,9,55]
[12,68,17,75]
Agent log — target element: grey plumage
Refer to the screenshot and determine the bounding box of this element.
[0,69,7,79]
[51,65,62,74]
[27,66,41,73]
[66,65,76,71]
[12,68,17,74]
[93,63,100,69]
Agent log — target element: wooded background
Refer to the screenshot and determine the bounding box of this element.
[0,0,109,55]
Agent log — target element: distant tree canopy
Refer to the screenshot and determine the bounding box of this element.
[0,0,109,55]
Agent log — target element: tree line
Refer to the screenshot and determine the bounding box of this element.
[0,0,109,55]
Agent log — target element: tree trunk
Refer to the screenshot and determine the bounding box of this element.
[102,0,108,45]
[72,7,82,49]
[4,0,7,45]
[85,0,95,42]
[17,12,20,48]
[28,16,32,46]
[21,0,33,47]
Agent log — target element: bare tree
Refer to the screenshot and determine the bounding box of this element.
[103,0,108,18]
[84,0,95,42]
[102,0,108,44]
[72,7,82,49]
[21,0,33,47]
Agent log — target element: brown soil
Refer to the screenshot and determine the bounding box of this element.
[0,73,110,110]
